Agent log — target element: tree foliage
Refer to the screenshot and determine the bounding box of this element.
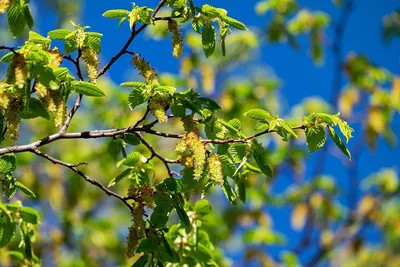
[0,0,399,266]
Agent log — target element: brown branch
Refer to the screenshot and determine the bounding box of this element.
[134,133,178,177]
[0,46,18,54]
[31,148,133,212]
[96,0,167,79]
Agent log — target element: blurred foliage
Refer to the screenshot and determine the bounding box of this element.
[0,0,399,266]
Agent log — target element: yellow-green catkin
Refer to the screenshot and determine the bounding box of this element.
[6,54,27,89]
[181,115,200,135]
[36,48,66,128]
[0,0,10,14]
[81,47,99,82]
[176,132,206,180]
[207,153,223,185]
[0,82,10,110]
[149,97,168,123]
[131,53,158,83]
[125,184,155,258]
[167,19,183,58]
[5,96,21,140]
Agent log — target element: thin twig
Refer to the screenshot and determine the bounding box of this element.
[31,148,133,212]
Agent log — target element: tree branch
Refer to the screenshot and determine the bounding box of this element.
[31,148,133,212]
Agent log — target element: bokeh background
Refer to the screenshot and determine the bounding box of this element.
[1,0,400,266]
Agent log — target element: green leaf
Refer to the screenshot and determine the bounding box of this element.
[32,65,58,89]
[198,97,221,111]
[28,31,51,45]
[120,81,147,88]
[328,126,351,159]
[0,154,16,175]
[124,134,141,146]
[137,236,158,253]
[0,204,16,248]
[19,207,40,224]
[305,126,327,153]
[15,181,36,198]
[219,155,236,177]
[0,52,15,63]
[202,23,216,58]
[278,119,298,139]
[245,109,273,122]
[20,97,50,120]
[252,141,273,178]
[222,178,237,204]
[175,204,192,231]
[194,199,212,217]
[163,178,184,193]
[132,254,148,267]
[85,35,101,54]
[190,243,213,263]
[7,5,26,37]
[238,180,246,203]
[102,9,130,19]
[71,81,106,97]
[23,6,34,29]
[128,88,147,110]
[221,16,247,30]
[48,29,73,40]
[108,168,131,187]
[161,236,180,263]
[117,152,145,167]
[108,139,124,160]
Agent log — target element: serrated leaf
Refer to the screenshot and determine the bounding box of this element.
[117,152,145,167]
[102,9,130,18]
[7,5,26,37]
[238,180,246,203]
[219,155,236,177]
[28,31,51,45]
[137,236,158,253]
[128,88,147,110]
[32,65,58,89]
[305,126,327,153]
[48,29,73,40]
[120,81,146,88]
[278,119,298,139]
[328,126,351,159]
[85,35,101,54]
[0,154,16,175]
[222,178,236,204]
[202,23,216,58]
[20,97,50,120]
[221,16,247,30]
[0,204,16,248]
[71,81,106,97]
[245,109,273,122]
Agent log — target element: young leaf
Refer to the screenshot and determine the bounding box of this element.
[305,126,327,153]
[48,29,73,40]
[222,178,237,204]
[328,126,351,159]
[23,6,34,29]
[102,9,130,19]
[132,254,148,267]
[175,204,192,231]
[19,207,40,224]
[117,152,145,167]
[202,23,216,58]
[0,154,16,175]
[15,181,36,198]
[252,142,273,178]
[194,199,212,217]
[221,16,247,30]
[71,81,106,97]
[108,169,131,187]
[128,88,147,110]
[245,109,273,122]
